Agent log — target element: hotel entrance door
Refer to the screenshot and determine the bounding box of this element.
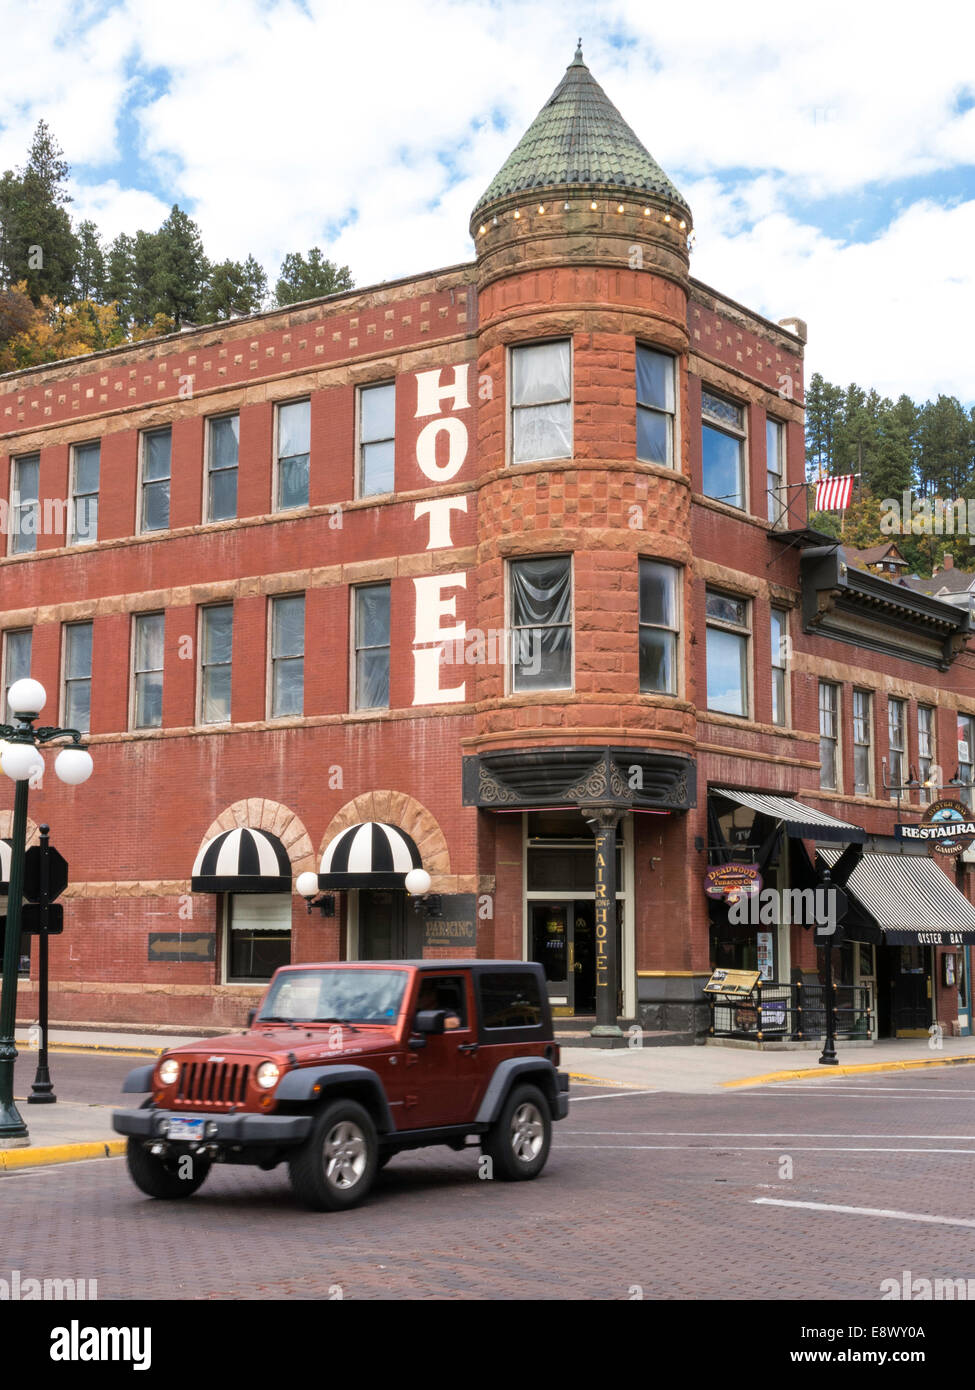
[530,899,621,1016]
[357,889,424,960]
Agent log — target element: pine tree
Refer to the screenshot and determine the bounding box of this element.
[201,255,268,320]
[151,205,209,326]
[274,248,353,306]
[74,220,107,301]
[105,232,136,323]
[0,121,79,302]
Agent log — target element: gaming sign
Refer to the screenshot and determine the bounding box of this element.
[894,798,975,858]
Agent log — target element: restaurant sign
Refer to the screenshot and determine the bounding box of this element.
[704,863,762,903]
[894,798,975,858]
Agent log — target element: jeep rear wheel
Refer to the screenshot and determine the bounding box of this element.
[126,1141,211,1199]
[482,1083,551,1181]
[288,1099,378,1211]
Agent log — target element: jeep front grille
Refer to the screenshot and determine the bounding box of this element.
[174,1061,251,1107]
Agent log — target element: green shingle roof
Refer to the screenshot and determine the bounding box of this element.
[473,45,689,216]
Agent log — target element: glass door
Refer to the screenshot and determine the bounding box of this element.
[531,903,572,1013]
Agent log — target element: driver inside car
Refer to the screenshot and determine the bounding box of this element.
[416,979,463,1030]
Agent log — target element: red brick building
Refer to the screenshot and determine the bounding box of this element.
[4,47,975,1040]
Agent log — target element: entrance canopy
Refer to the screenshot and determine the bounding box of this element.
[318,821,422,890]
[712,789,866,844]
[821,849,975,945]
[191,826,292,894]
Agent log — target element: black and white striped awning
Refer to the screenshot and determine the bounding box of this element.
[192,827,292,893]
[821,849,975,944]
[712,789,866,843]
[318,822,422,890]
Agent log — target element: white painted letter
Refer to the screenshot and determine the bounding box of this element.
[414,495,468,549]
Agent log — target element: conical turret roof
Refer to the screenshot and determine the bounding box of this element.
[473,44,689,216]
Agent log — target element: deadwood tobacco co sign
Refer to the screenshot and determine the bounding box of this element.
[895,798,975,858]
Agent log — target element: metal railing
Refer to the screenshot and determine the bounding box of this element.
[707,980,874,1042]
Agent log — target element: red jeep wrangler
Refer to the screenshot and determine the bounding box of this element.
[113,960,569,1211]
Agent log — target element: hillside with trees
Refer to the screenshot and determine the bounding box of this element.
[805,374,975,576]
[0,122,353,373]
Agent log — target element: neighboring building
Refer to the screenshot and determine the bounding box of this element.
[843,541,910,579]
[3,46,975,1042]
[902,553,975,616]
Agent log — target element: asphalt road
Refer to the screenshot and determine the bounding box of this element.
[6,1053,975,1302]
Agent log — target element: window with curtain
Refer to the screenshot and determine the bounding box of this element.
[70,441,100,545]
[359,383,395,497]
[702,390,745,509]
[888,697,907,796]
[819,681,839,790]
[201,605,233,724]
[2,629,32,721]
[271,594,305,717]
[207,415,239,521]
[133,612,164,729]
[853,689,873,796]
[227,894,292,982]
[638,560,678,693]
[355,584,390,710]
[766,418,785,524]
[918,706,935,803]
[636,347,675,466]
[509,556,572,691]
[141,428,171,532]
[11,455,39,555]
[510,341,572,464]
[705,589,749,716]
[958,714,974,810]
[276,400,310,510]
[63,621,93,733]
[770,608,787,726]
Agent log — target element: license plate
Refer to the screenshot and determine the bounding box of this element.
[166,1117,205,1141]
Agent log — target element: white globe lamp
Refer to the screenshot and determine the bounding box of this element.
[6,678,46,718]
[54,747,94,785]
[296,871,319,899]
[1,742,44,783]
[404,867,431,898]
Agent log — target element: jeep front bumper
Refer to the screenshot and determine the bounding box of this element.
[112,1108,313,1146]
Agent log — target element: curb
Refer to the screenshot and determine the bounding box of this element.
[15,1039,163,1057]
[567,1071,647,1088]
[723,1054,975,1088]
[0,1140,125,1171]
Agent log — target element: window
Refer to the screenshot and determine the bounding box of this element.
[206,415,239,521]
[69,442,99,545]
[888,697,907,797]
[226,894,291,983]
[200,605,233,724]
[358,383,395,497]
[636,347,675,466]
[354,584,390,710]
[702,390,745,509]
[133,613,164,729]
[2,629,32,721]
[853,690,873,797]
[509,556,572,692]
[270,594,304,717]
[63,622,93,733]
[766,417,785,524]
[140,428,171,532]
[958,714,974,810]
[510,341,571,464]
[770,608,788,726]
[276,400,310,511]
[705,589,749,717]
[819,682,839,791]
[639,560,678,694]
[918,706,935,803]
[10,455,39,555]
[413,975,468,1028]
[479,972,544,1030]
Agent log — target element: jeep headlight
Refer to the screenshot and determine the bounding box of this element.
[256,1061,281,1090]
[159,1058,180,1085]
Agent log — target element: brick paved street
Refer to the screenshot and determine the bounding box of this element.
[7,1055,975,1302]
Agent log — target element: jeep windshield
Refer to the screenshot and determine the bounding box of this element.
[257,969,409,1025]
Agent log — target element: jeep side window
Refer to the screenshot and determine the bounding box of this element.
[479,972,544,1028]
[415,975,468,1030]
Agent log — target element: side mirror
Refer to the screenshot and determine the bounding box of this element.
[246,1009,256,1028]
[413,1008,447,1036]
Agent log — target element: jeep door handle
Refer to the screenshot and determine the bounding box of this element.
[457,1043,479,1054]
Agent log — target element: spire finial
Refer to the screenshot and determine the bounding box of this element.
[572,37,584,65]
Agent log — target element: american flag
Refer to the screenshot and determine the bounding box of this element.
[814,475,854,511]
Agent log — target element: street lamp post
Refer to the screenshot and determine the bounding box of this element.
[0,679,93,1147]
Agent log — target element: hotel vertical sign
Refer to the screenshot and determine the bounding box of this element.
[591,807,623,1035]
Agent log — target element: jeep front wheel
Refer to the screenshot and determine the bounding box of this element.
[482,1083,551,1181]
[288,1099,378,1211]
[126,1142,211,1199]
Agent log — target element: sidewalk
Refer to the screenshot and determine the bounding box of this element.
[5,1027,975,1167]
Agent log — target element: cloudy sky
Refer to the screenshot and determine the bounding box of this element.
[2,0,973,403]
